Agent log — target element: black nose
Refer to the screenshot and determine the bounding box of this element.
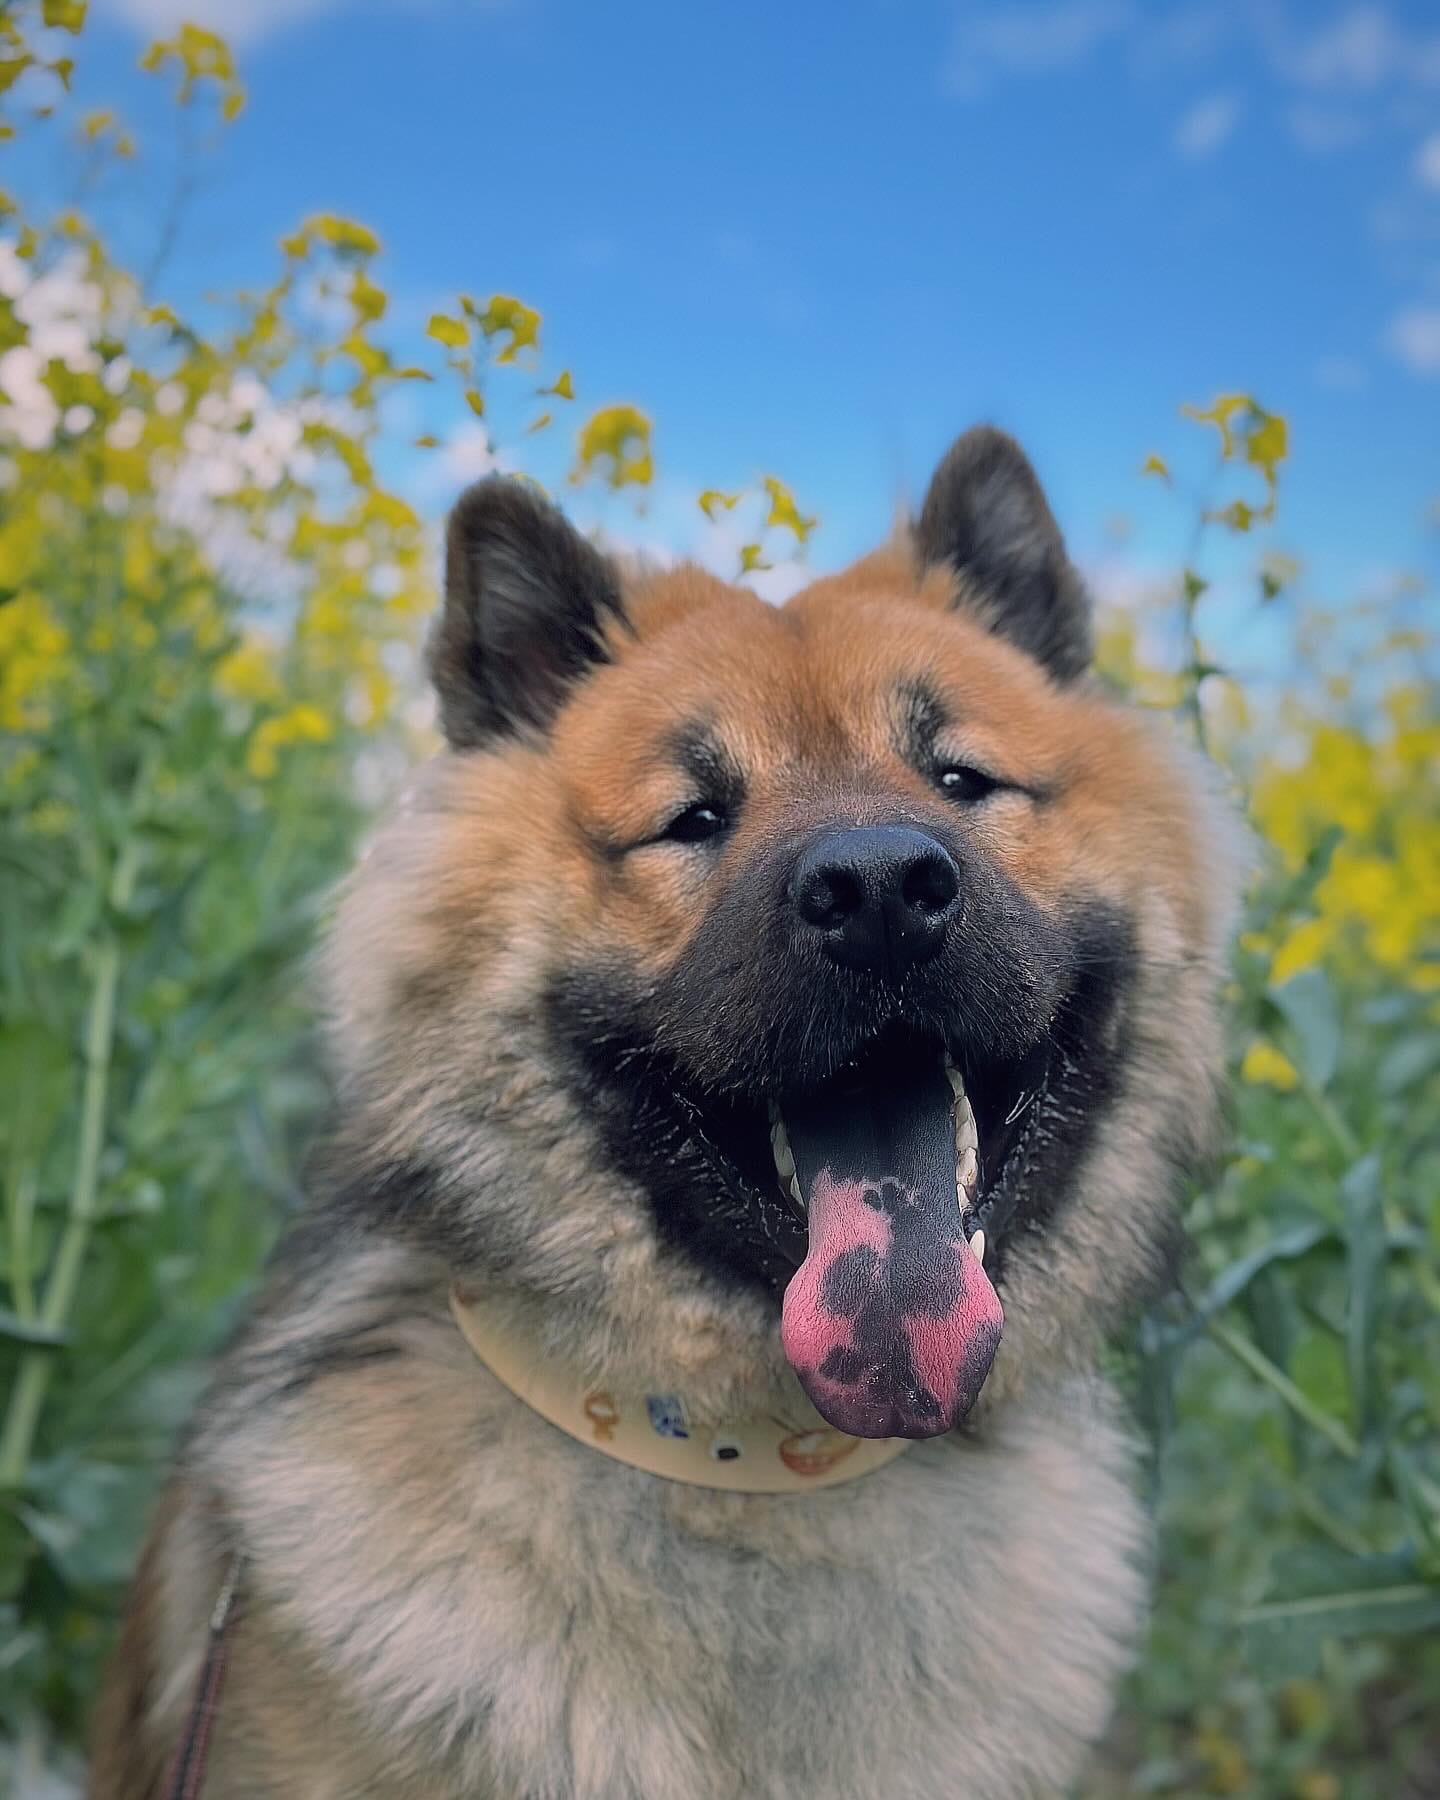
[791,826,961,976]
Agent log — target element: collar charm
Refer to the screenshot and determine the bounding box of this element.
[449,1291,913,1495]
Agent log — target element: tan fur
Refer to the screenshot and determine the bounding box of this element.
[93,472,1238,1799]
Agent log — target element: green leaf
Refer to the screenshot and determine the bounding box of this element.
[0,1507,33,1603]
[18,1460,156,1591]
[1376,1033,1440,1097]
[1244,1267,1299,1440]
[1339,1154,1384,1435]
[1242,1549,1440,1677]
[1193,1218,1335,1321]
[0,1017,74,1151]
[1244,1581,1440,1642]
[1133,1309,1181,1454]
[0,1309,71,1348]
[1269,967,1341,1090]
[1388,1446,1440,1572]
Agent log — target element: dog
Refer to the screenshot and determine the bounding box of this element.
[93,426,1238,1799]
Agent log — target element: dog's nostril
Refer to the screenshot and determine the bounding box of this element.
[797,865,865,930]
[902,851,960,919]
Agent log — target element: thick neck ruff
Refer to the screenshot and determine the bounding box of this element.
[449,1290,913,1494]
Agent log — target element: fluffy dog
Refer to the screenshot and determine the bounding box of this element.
[93,427,1238,1799]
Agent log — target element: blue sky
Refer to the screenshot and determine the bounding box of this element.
[48,2,1440,641]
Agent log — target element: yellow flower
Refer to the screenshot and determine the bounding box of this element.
[473,294,541,365]
[215,640,282,704]
[284,702,331,742]
[1270,918,1333,984]
[1181,392,1252,459]
[0,593,71,729]
[244,703,334,778]
[1240,1040,1300,1092]
[574,404,653,489]
[761,476,817,545]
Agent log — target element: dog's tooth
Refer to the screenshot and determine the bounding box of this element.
[969,1228,986,1268]
[954,1100,977,1156]
[958,1144,978,1198]
[944,1061,966,1098]
[771,1116,796,1181]
[788,1172,804,1212]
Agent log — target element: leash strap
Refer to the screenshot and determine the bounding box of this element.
[164,1550,245,1800]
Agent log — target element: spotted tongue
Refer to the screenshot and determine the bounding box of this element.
[779,1057,1003,1439]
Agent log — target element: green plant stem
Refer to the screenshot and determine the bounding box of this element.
[6,1163,38,1323]
[0,844,137,1491]
[1176,449,1225,754]
[1205,1315,1360,1461]
[1296,1068,1362,1163]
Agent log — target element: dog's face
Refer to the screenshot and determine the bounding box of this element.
[327,429,1237,1438]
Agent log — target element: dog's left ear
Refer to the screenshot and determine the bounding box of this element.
[915,426,1092,682]
[429,477,627,748]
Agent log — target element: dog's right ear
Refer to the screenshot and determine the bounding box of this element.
[915,427,1091,683]
[428,478,627,748]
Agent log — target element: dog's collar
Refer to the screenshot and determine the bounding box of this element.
[449,1289,913,1494]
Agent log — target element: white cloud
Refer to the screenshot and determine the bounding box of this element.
[94,0,503,47]
[1286,102,1368,152]
[1126,4,1232,77]
[1385,305,1440,374]
[1278,6,1397,89]
[411,421,514,499]
[944,1,1134,98]
[744,560,812,605]
[94,0,340,43]
[1416,132,1440,189]
[1266,5,1440,93]
[1173,91,1241,158]
[1313,354,1369,390]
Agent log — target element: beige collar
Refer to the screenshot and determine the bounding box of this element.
[449,1289,913,1494]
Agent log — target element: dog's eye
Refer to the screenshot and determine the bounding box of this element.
[936,764,1003,804]
[662,803,730,845]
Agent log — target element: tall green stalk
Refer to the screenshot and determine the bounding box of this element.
[0,842,137,1490]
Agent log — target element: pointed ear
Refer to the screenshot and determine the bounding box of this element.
[428,478,627,747]
[915,426,1092,682]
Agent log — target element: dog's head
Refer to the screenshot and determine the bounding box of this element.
[325,428,1239,1436]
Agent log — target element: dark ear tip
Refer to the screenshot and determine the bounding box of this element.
[917,422,1064,554]
[942,423,1025,462]
[445,475,557,592]
[916,423,1091,682]
[920,425,1046,515]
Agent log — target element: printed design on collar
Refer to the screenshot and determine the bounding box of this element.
[449,1290,914,1494]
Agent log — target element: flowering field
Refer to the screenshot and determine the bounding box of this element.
[1,8,1437,1796]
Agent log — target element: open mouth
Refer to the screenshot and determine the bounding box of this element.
[748,1028,1041,1440]
[768,1046,992,1264]
[669,1024,1049,1441]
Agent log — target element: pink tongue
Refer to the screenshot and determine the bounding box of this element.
[778,1063,1003,1440]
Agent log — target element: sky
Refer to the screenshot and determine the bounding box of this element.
[29,1,1440,648]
